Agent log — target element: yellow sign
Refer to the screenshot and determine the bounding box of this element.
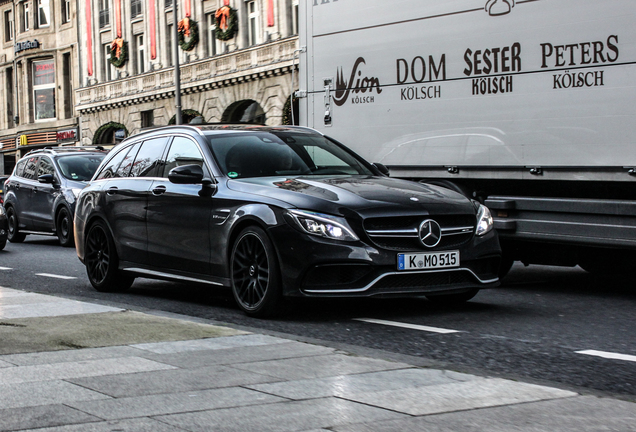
[19,135,28,146]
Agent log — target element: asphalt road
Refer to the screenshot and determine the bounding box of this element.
[1,235,635,400]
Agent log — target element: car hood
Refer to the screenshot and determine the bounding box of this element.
[226,176,476,217]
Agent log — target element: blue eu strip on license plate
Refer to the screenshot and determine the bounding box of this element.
[398,251,460,271]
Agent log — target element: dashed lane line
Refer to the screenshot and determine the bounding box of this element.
[35,273,78,280]
[575,350,636,363]
[0,267,12,270]
[353,318,461,334]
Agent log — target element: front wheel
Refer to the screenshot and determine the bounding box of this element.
[56,207,74,247]
[84,221,134,292]
[425,288,480,305]
[231,226,282,318]
[6,206,26,243]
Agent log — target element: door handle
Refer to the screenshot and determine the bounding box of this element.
[152,185,167,195]
[106,186,119,195]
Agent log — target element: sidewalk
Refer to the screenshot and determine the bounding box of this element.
[0,286,634,432]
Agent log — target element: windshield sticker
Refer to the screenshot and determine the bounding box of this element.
[228,172,239,178]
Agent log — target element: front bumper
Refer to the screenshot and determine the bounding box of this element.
[269,224,501,298]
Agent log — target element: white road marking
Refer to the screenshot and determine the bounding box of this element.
[35,273,78,280]
[0,267,12,270]
[576,350,636,363]
[354,318,461,334]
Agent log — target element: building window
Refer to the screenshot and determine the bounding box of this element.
[131,0,142,19]
[102,43,113,81]
[135,34,145,74]
[37,0,51,28]
[62,0,71,23]
[248,1,260,46]
[206,13,216,57]
[33,59,56,121]
[23,1,30,32]
[99,0,109,29]
[141,110,154,128]
[166,24,173,67]
[4,10,14,42]
[164,0,173,9]
[292,0,299,35]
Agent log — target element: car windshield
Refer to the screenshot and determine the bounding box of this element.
[206,131,373,179]
[56,154,106,181]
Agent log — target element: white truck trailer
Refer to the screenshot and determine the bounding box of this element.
[297,0,636,274]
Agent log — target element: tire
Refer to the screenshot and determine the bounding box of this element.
[230,226,282,318]
[56,207,74,247]
[84,220,135,292]
[6,206,26,243]
[425,288,480,305]
[0,239,6,251]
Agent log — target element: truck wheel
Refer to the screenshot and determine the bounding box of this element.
[56,207,74,247]
[425,288,480,305]
[85,221,135,292]
[230,226,282,318]
[6,206,26,243]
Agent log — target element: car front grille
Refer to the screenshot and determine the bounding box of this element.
[363,214,475,251]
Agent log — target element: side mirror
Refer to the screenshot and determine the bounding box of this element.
[372,163,390,177]
[38,174,55,184]
[168,164,204,184]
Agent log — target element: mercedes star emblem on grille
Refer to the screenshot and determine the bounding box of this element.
[419,219,442,248]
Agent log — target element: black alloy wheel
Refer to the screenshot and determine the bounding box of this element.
[56,207,74,247]
[425,288,480,305]
[6,206,26,243]
[231,226,282,317]
[85,221,134,292]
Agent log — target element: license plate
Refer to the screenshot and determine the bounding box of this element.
[397,251,460,271]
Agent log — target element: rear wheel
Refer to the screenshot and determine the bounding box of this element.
[6,206,26,243]
[56,207,74,247]
[425,288,480,305]
[85,221,134,292]
[231,226,282,318]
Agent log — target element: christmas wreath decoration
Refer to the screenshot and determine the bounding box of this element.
[109,38,128,68]
[178,18,199,51]
[215,5,238,41]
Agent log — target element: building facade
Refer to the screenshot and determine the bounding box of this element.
[0,0,81,175]
[75,0,300,146]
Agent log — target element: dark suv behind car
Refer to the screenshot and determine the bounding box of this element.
[74,125,501,317]
[3,147,106,246]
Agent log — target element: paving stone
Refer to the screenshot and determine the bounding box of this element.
[68,364,282,397]
[131,333,288,354]
[331,395,636,432]
[0,404,101,431]
[142,340,335,368]
[19,418,187,432]
[231,353,410,380]
[0,346,144,366]
[156,397,407,432]
[247,368,481,400]
[0,357,176,385]
[66,386,286,420]
[340,377,578,416]
[0,380,111,409]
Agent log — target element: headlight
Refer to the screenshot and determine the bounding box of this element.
[289,210,359,242]
[476,204,494,236]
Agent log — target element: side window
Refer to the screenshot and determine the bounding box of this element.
[14,160,26,177]
[95,144,134,180]
[116,143,142,178]
[37,157,56,178]
[161,137,206,177]
[22,156,39,180]
[129,137,168,178]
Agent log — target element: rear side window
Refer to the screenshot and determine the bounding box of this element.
[22,157,39,180]
[95,144,134,180]
[14,160,26,177]
[129,138,168,177]
[116,143,141,178]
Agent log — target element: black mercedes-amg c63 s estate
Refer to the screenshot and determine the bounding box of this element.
[74,125,501,317]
